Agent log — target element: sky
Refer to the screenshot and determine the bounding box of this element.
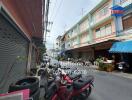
[46,0,102,49]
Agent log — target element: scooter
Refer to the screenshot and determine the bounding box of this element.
[45,67,94,100]
[117,62,130,72]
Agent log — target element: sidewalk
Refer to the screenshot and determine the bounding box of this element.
[111,71,132,79]
[90,65,132,80]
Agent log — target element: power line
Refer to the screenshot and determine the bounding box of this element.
[49,0,58,20]
[50,0,64,33]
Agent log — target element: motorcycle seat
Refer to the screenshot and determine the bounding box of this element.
[73,75,94,89]
[69,74,81,80]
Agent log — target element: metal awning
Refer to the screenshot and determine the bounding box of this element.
[109,40,132,53]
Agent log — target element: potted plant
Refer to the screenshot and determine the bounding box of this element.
[106,63,114,72]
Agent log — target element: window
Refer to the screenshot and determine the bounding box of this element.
[100,26,106,37]
[95,23,112,38]
[87,34,90,41]
[95,28,100,38]
[106,24,112,35]
[98,5,109,18]
[80,19,88,32]
[103,5,109,15]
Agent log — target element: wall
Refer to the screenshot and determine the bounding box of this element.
[80,32,89,44]
[91,0,112,26]
[79,19,89,33]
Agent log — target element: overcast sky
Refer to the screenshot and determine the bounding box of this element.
[46,0,101,49]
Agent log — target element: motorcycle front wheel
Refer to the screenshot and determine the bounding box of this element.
[72,86,92,100]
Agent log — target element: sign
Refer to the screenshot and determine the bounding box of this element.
[111,5,124,16]
[0,89,30,100]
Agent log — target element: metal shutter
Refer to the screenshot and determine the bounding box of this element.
[0,14,29,93]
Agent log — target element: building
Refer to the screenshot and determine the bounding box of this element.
[47,49,58,58]
[56,35,62,52]
[109,1,132,71]
[60,0,132,61]
[0,0,46,93]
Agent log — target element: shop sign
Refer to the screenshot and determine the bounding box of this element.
[0,89,30,100]
[111,5,124,16]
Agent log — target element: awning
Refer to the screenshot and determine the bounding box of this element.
[109,40,132,53]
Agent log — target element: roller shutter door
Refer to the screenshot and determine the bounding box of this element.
[0,14,29,93]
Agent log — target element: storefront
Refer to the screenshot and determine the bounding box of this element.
[109,40,132,72]
[92,40,115,60]
[0,13,29,93]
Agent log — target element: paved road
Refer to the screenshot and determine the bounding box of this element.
[60,61,132,100]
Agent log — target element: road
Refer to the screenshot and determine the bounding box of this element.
[60,61,132,100]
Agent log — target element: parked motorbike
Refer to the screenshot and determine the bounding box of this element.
[117,62,130,72]
[45,67,94,100]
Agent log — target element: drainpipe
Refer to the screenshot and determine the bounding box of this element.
[27,42,33,75]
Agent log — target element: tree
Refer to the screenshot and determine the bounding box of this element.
[39,43,46,61]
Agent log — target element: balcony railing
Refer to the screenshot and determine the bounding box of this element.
[117,28,132,36]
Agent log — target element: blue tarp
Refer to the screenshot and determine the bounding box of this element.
[109,41,132,53]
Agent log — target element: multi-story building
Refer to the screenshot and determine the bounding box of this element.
[56,35,62,50]
[61,0,132,60]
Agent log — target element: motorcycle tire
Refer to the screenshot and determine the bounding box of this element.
[80,86,92,99]
[73,86,92,100]
[8,76,39,95]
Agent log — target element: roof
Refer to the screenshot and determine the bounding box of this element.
[1,0,44,39]
[89,0,108,14]
[64,0,109,35]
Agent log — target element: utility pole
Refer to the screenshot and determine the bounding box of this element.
[82,8,84,16]
[53,41,55,58]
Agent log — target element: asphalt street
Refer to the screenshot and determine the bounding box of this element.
[60,61,132,100]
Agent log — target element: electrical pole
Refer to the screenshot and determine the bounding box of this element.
[82,8,84,16]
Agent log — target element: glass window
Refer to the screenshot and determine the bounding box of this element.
[104,5,109,15]
[100,26,106,37]
[98,4,109,18]
[87,34,90,41]
[95,28,100,38]
[106,24,112,35]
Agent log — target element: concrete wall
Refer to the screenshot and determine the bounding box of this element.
[91,0,112,25]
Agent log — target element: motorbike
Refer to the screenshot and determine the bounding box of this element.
[117,62,130,72]
[45,67,94,100]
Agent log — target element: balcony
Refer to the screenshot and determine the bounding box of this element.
[116,28,132,40]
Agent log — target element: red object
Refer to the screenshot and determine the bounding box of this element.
[0,89,30,100]
[111,10,124,14]
[63,75,73,84]
[51,74,94,100]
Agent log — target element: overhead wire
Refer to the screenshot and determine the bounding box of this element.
[49,0,58,20]
[49,0,64,33]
